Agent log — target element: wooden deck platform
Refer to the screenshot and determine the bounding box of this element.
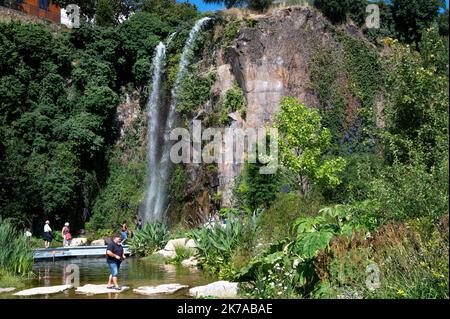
[33,245,131,260]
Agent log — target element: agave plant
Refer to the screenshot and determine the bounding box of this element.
[190,216,257,273]
[0,218,33,276]
[128,222,169,257]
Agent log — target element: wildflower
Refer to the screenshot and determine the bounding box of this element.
[397,289,405,296]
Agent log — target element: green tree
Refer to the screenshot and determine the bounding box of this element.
[234,161,280,211]
[276,97,346,195]
[392,0,444,44]
[313,0,368,25]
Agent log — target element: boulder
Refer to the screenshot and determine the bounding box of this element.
[70,237,88,247]
[75,284,129,294]
[185,239,197,249]
[133,284,188,296]
[154,249,176,259]
[181,257,198,268]
[164,238,188,251]
[0,287,16,293]
[14,284,72,296]
[90,239,105,246]
[188,281,238,298]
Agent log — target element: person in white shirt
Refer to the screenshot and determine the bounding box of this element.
[43,220,53,249]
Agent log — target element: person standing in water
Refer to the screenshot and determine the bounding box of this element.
[43,220,53,249]
[106,234,126,290]
[62,222,72,247]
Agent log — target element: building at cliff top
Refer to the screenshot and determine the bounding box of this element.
[1,0,61,23]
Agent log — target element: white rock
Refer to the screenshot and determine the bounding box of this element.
[155,249,177,259]
[14,285,72,296]
[70,237,88,247]
[185,239,197,249]
[188,281,238,298]
[90,239,105,246]
[75,284,129,294]
[0,287,16,293]
[133,284,188,296]
[164,238,188,251]
[181,257,198,268]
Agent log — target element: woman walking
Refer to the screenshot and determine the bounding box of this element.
[62,222,72,247]
[43,220,53,249]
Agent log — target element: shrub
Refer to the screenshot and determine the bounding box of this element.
[257,192,322,243]
[128,222,169,257]
[368,159,449,222]
[0,218,33,276]
[190,214,257,278]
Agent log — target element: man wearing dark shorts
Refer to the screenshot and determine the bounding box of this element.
[106,234,126,290]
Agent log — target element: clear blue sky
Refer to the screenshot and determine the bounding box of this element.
[177,0,225,12]
[178,0,448,12]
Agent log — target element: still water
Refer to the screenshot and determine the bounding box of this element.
[3,257,216,299]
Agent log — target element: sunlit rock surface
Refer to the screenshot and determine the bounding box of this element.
[188,281,238,298]
[14,284,72,296]
[133,283,188,295]
[75,284,129,294]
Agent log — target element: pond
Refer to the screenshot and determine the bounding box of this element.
[2,257,217,299]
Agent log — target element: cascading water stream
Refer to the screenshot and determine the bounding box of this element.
[143,42,166,222]
[143,17,211,222]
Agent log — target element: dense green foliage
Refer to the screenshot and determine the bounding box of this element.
[314,0,367,25]
[0,6,198,232]
[276,97,346,194]
[0,218,33,277]
[128,221,169,256]
[233,161,280,211]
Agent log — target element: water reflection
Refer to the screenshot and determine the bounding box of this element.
[9,257,217,299]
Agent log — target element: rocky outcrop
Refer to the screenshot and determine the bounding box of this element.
[216,6,350,205]
[14,285,72,296]
[188,281,238,298]
[133,284,188,295]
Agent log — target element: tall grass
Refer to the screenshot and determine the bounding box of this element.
[0,218,33,276]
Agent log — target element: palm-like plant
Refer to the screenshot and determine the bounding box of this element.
[128,222,169,257]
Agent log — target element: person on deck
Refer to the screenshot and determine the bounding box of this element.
[43,220,53,249]
[106,234,126,290]
[121,221,128,244]
[62,222,72,247]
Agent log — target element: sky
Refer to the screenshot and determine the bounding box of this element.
[177,0,225,12]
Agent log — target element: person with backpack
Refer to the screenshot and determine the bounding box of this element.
[43,220,53,249]
[62,222,72,247]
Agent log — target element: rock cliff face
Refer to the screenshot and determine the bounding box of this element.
[216,6,346,206]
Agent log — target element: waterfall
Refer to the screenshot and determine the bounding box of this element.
[143,42,166,222]
[143,17,211,222]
